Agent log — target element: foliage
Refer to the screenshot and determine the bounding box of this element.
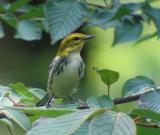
[0,70,160,135]
[0,0,159,45]
[93,68,119,96]
[1,0,160,135]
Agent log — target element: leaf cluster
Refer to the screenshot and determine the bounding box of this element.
[0,0,159,45]
[0,69,160,134]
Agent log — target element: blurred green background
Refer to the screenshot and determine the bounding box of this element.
[1,0,160,112]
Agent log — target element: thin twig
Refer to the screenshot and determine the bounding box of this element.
[77,86,160,109]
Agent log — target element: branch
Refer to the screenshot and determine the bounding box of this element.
[113,86,160,104]
[78,86,160,109]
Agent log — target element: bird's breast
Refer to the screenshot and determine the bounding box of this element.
[50,53,84,97]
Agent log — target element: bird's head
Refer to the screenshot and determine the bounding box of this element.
[57,33,94,56]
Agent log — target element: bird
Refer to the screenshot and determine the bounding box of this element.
[37,33,94,107]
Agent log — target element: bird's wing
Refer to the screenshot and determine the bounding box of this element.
[37,56,67,107]
[47,56,67,91]
[78,61,85,79]
[48,56,67,75]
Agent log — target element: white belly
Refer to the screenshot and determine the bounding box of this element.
[51,53,83,97]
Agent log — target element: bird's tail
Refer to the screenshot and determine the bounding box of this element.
[36,92,50,107]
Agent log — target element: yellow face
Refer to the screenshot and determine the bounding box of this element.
[57,33,94,56]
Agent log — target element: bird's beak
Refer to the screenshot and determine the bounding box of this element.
[85,35,95,41]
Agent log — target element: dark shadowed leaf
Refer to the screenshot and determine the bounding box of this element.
[122,76,155,96]
[113,20,142,45]
[45,0,87,44]
[142,3,160,36]
[87,95,113,109]
[89,111,136,135]
[15,20,42,41]
[88,7,119,29]
[139,90,160,113]
[95,68,120,87]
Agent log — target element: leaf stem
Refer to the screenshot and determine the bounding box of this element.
[107,85,110,96]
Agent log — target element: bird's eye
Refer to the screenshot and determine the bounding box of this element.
[74,37,80,41]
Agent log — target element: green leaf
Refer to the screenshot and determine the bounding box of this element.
[131,109,160,121]
[137,125,160,135]
[8,0,31,12]
[0,118,13,130]
[0,4,5,12]
[10,83,45,102]
[28,88,46,100]
[45,0,87,44]
[134,32,157,45]
[0,23,5,38]
[113,7,131,19]
[0,1,10,11]
[72,120,90,135]
[11,107,74,117]
[122,76,155,96]
[113,20,142,45]
[89,7,119,29]
[89,111,136,135]
[15,20,42,41]
[95,68,119,87]
[58,103,78,109]
[87,95,114,109]
[0,14,17,28]
[142,3,160,36]
[0,85,11,96]
[1,108,31,131]
[10,83,35,99]
[139,91,160,113]
[27,109,104,135]
[10,83,38,105]
[19,5,44,19]
[0,85,21,107]
[122,3,141,11]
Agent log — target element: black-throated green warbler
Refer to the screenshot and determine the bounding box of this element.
[37,33,94,107]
